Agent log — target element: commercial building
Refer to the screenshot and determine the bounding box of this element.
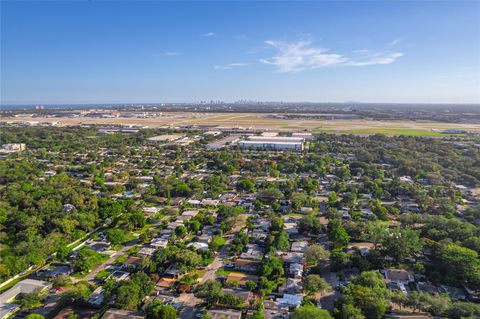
[0,279,51,319]
[291,132,313,139]
[0,143,26,153]
[147,134,184,143]
[238,136,304,151]
[206,134,241,150]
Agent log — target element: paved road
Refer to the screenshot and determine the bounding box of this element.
[198,237,232,284]
[177,234,238,319]
[73,239,139,283]
[320,263,342,313]
[74,218,168,283]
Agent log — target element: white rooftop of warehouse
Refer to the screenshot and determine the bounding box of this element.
[246,136,305,142]
[147,134,184,142]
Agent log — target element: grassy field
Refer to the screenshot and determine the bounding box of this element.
[3,113,479,136]
[313,127,464,137]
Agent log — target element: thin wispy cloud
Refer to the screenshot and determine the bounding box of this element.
[153,51,181,57]
[260,39,403,73]
[214,63,248,70]
[387,38,402,48]
[202,32,216,37]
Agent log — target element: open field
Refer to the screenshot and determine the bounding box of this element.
[2,112,480,136]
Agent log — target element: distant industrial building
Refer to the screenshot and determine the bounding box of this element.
[238,136,304,151]
[206,134,241,150]
[0,279,51,319]
[147,134,184,143]
[0,143,26,153]
[98,128,139,134]
[261,131,279,137]
[291,132,313,139]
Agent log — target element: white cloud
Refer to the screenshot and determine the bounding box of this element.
[261,39,402,73]
[214,63,248,70]
[344,49,403,66]
[387,38,402,48]
[202,32,216,37]
[153,51,181,57]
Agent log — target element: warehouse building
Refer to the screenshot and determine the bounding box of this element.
[0,279,51,319]
[238,136,304,151]
[147,134,184,143]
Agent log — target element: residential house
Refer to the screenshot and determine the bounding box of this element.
[207,308,242,319]
[276,294,303,309]
[101,309,144,319]
[234,259,261,273]
[88,287,105,308]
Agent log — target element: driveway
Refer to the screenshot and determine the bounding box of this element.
[74,239,139,283]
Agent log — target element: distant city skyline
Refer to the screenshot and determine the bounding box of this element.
[1,1,479,105]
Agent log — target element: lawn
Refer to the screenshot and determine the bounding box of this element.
[71,253,110,278]
[313,127,463,137]
[203,257,215,265]
[215,268,232,276]
[95,269,111,280]
[188,269,207,278]
[210,236,227,250]
[115,255,128,264]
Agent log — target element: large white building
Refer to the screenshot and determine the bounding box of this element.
[0,143,26,153]
[238,136,304,151]
[291,132,313,139]
[0,279,51,319]
[147,134,184,143]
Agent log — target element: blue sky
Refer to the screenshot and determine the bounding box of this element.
[1,1,479,104]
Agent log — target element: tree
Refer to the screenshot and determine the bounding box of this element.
[270,217,284,232]
[56,244,73,261]
[115,272,154,310]
[436,243,480,287]
[146,300,178,319]
[186,220,201,233]
[116,283,141,310]
[18,288,46,309]
[25,315,45,319]
[406,292,450,316]
[328,220,350,249]
[305,245,329,266]
[341,271,391,319]
[303,275,331,295]
[291,305,333,319]
[194,279,223,305]
[343,285,389,319]
[330,249,350,271]
[125,211,146,230]
[175,225,187,237]
[175,249,202,273]
[106,228,129,245]
[446,301,480,319]
[340,304,365,319]
[351,271,386,289]
[61,281,92,304]
[257,188,284,203]
[261,257,284,281]
[175,183,191,196]
[73,249,104,272]
[237,178,255,192]
[298,215,323,235]
[381,227,423,262]
[219,292,242,307]
[131,271,155,297]
[245,280,257,291]
[274,230,290,251]
[52,274,72,288]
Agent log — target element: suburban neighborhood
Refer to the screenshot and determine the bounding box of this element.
[0,123,479,319]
